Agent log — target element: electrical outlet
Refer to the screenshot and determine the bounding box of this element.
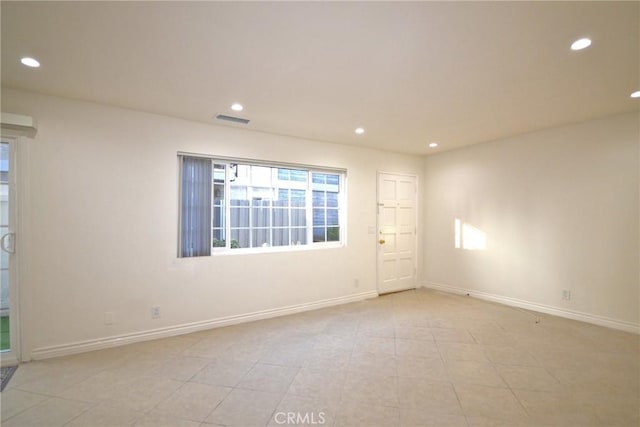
[354,278,360,288]
[151,305,161,319]
[562,290,571,301]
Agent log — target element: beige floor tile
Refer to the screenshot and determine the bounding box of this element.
[550,366,640,394]
[394,326,435,341]
[354,336,396,355]
[429,317,470,330]
[592,403,640,426]
[395,338,439,358]
[334,400,400,427]
[437,342,490,362]
[104,376,184,412]
[149,356,212,381]
[180,344,227,360]
[588,393,640,426]
[395,315,431,329]
[133,412,202,427]
[134,335,201,356]
[102,355,171,378]
[223,342,271,363]
[57,370,134,403]
[465,415,534,426]
[13,365,98,396]
[3,288,637,427]
[267,394,336,426]
[469,331,516,346]
[266,330,316,349]
[445,360,506,387]
[260,343,314,367]
[512,389,602,426]
[287,367,346,405]
[152,382,231,422]
[341,372,398,406]
[304,347,351,371]
[483,345,539,367]
[455,384,528,422]
[397,377,462,414]
[356,324,396,339]
[205,388,284,426]
[495,365,561,391]
[1,397,92,427]
[430,327,475,343]
[396,355,448,381]
[313,333,356,352]
[41,350,124,374]
[64,403,143,426]
[0,388,49,421]
[189,359,255,387]
[400,408,467,427]
[2,362,51,390]
[528,348,595,371]
[588,351,640,373]
[347,352,398,377]
[322,319,359,337]
[236,362,299,393]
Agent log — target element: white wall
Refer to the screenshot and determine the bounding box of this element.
[2,88,423,360]
[422,112,640,331]
[3,86,638,360]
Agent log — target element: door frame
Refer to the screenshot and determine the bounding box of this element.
[1,136,20,366]
[376,171,418,295]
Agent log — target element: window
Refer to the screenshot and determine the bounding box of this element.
[179,155,345,256]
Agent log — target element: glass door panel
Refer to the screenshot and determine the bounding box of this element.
[0,139,17,364]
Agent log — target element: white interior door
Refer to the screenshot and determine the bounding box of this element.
[377,172,417,294]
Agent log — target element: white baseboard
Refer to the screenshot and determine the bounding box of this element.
[422,281,639,335]
[30,290,379,361]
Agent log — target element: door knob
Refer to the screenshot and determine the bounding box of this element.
[379,239,386,244]
[0,232,15,254]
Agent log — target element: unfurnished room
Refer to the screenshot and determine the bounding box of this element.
[0,1,638,426]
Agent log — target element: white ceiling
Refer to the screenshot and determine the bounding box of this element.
[1,1,638,155]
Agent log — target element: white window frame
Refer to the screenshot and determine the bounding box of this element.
[178,153,346,256]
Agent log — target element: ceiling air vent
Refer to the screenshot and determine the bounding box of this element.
[215,114,250,125]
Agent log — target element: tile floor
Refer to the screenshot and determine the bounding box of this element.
[1,289,638,426]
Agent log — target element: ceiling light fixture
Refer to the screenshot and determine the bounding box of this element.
[20,57,40,68]
[230,103,244,112]
[355,127,365,135]
[570,38,592,51]
[630,90,640,99]
[429,142,439,148]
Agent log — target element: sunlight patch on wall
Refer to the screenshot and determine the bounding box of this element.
[454,218,487,250]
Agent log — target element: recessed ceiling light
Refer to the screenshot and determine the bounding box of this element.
[570,38,592,51]
[230,103,244,112]
[630,91,640,99]
[20,57,40,68]
[355,127,365,135]
[429,142,439,148]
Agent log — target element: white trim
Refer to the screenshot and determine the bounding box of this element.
[0,113,37,138]
[0,137,21,363]
[0,354,18,368]
[30,290,379,361]
[177,151,347,174]
[421,281,639,335]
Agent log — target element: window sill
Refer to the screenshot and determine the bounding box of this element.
[210,242,345,256]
